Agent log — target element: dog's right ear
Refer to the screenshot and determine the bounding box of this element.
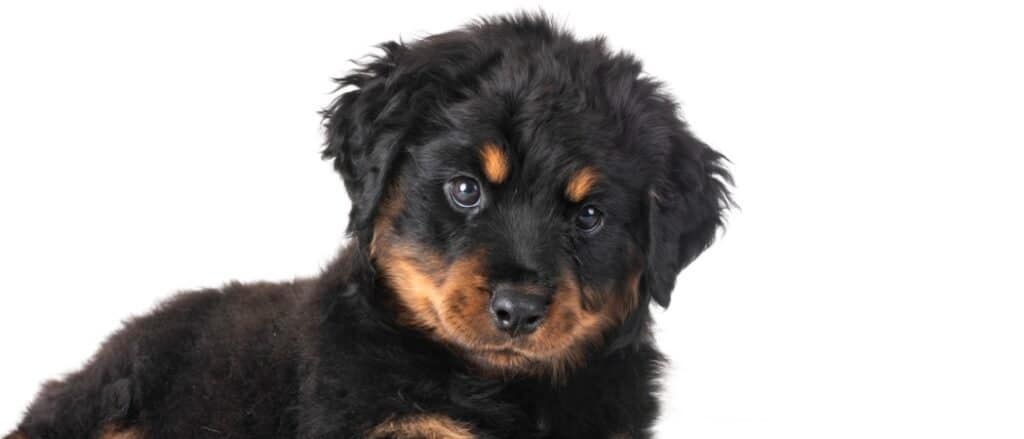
[323,35,499,240]
[322,42,412,237]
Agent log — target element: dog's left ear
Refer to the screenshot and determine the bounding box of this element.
[643,121,733,308]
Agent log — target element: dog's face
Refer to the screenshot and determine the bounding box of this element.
[324,16,730,377]
[369,132,647,377]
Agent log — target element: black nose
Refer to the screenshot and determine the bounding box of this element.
[489,287,549,336]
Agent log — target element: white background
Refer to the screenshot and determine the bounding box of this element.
[1,1,1022,438]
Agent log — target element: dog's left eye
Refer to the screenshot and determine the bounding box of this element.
[446,176,482,209]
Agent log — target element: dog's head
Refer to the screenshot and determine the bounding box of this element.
[323,14,731,377]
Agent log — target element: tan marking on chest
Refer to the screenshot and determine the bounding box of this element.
[368,414,476,439]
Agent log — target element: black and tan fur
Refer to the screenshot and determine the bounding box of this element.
[7,13,731,439]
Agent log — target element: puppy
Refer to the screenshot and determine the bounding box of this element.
[7,13,731,439]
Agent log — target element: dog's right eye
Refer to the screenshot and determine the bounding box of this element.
[575,205,604,233]
[446,176,482,209]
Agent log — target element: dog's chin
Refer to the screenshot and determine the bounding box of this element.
[435,326,540,373]
[433,326,535,373]
[458,346,540,375]
[446,335,578,378]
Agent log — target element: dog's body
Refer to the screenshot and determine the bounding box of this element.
[8,14,730,439]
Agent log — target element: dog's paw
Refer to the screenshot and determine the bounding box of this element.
[367,414,476,439]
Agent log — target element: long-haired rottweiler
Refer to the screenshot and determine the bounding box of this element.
[7,13,731,439]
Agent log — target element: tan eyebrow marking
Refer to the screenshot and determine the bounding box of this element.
[565,166,599,202]
[479,142,509,184]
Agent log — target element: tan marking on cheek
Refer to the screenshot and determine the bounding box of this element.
[480,142,509,184]
[369,183,405,259]
[5,432,29,439]
[566,166,599,202]
[371,181,461,332]
[436,252,493,339]
[377,247,446,330]
[520,266,651,379]
[369,218,390,259]
[368,178,508,367]
[608,270,643,323]
[606,245,646,322]
[521,274,618,378]
[368,414,476,439]
[375,241,497,349]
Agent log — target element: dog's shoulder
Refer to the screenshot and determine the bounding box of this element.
[117,277,313,355]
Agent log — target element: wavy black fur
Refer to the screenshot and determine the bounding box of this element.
[8,13,731,439]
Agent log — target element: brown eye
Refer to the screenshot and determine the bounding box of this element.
[447,176,482,209]
[575,205,603,233]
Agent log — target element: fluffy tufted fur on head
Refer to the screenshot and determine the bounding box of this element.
[322,13,731,356]
[8,13,730,439]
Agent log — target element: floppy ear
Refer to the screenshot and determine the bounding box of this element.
[323,35,500,240]
[644,126,733,308]
[322,42,412,238]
